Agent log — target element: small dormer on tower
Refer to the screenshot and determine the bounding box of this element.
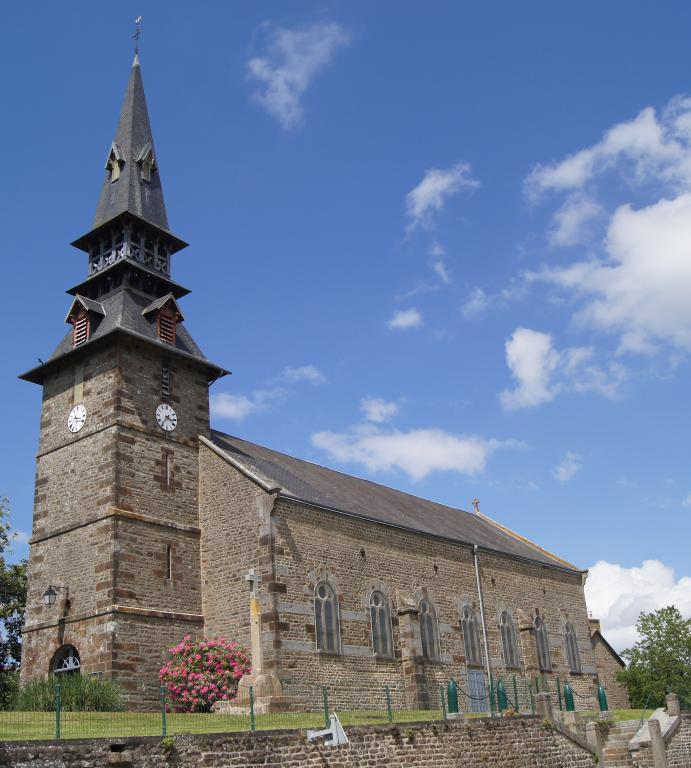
[65,296,105,348]
[106,142,125,183]
[137,142,156,183]
[142,294,183,346]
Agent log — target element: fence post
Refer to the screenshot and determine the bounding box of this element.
[535,676,540,694]
[512,675,519,711]
[440,685,447,720]
[529,688,535,715]
[385,685,393,723]
[249,685,256,732]
[321,686,330,728]
[488,675,496,715]
[557,677,563,711]
[54,681,61,740]
[160,685,167,737]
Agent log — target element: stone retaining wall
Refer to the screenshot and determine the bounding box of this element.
[0,716,596,768]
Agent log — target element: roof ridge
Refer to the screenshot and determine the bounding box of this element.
[475,510,580,570]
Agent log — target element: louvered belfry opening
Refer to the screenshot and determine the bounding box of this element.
[157,307,177,345]
[72,311,90,347]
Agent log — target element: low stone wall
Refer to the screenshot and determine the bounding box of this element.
[666,713,691,768]
[0,716,596,768]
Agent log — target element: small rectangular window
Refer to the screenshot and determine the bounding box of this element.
[162,365,171,399]
[165,451,172,487]
[166,545,172,581]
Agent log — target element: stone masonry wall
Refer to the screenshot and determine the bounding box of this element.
[269,497,597,711]
[0,717,596,768]
[591,634,629,709]
[666,713,691,768]
[22,336,210,698]
[198,444,264,653]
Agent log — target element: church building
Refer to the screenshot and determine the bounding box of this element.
[20,56,611,712]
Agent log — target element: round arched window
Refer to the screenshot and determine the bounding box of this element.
[51,645,81,675]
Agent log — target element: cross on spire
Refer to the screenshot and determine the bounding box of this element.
[133,16,142,53]
[472,498,480,514]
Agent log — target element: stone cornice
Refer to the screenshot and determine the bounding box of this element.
[22,604,204,634]
[29,507,200,545]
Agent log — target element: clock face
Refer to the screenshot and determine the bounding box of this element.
[67,404,87,433]
[156,403,178,432]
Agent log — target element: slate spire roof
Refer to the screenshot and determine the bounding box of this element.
[93,54,169,230]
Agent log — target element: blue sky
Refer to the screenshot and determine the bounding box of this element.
[2,2,691,649]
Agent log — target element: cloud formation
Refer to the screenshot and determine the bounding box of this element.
[526,96,691,356]
[499,328,626,410]
[387,308,423,330]
[360,397,398,423]
[311,425,520,482]
[248,22,349,129]
[553,452,581,484]
[406,162,478,230]
[211,364,325,421]
[585,559,691,651]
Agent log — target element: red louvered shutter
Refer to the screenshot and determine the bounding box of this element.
[73,312,90,347]
[158,309,176,345]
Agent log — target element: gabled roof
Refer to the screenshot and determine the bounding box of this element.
[591,630,626,667]
[93,55,168,230]
[64,295,106,322]
[142,293,184,320]
[207,431,583,573]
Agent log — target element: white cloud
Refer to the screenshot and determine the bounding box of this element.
[525,105,681,198]
[248,22,349,130]
[360,397,398,423]
[534,194,691,354]
[553,452,581,484]
[585,559,691,652]
[549,194,603,246]
[682,493,691,507]
[499,327,626,410]
[406,162,479,230]
[311,425,520,481]
[211,390,281,421]
[432,260,451,285]
[525,97,691,357]
[461,287,490,318]
[387,308,423,330]
[211,364,326,422]
[281,365,325,385]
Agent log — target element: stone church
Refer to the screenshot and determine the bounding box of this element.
[20,56,617,712]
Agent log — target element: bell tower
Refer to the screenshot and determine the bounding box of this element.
[19,55,227,707]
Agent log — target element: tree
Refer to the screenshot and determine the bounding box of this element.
[0,497,28,708]
[618,606,691,708]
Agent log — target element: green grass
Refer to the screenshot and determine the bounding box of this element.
[0,707,649,741]
[578,709,647,723]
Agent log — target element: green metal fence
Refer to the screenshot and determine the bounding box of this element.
[0,676,606,742]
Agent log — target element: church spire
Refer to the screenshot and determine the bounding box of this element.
[93,54,169,230]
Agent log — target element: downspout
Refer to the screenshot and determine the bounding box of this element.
[473,544,494,715]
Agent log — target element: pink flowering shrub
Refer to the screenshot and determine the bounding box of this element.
[159,635,251,712]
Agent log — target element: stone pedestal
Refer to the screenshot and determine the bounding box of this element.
[536,692,554,721]
[666,693,681,717]
[649,718,669,768]
[585,721,603,763]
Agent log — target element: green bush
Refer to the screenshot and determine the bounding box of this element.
[0,670,19,710]
[16,674,122,711]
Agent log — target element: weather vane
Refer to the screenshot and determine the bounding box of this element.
[133,16,142,54]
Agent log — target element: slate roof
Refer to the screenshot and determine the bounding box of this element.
[93,55,169,231]
[19,287,227,383]
[208,431,581,573]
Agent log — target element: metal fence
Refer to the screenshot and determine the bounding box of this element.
[0,676,604,742]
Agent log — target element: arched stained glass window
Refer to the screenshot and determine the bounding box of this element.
[51,645,81,675]
[461,605,483,667]
[534,615,552,672]
[370,591,393,657]
[564,622,581,674]
[419,598,440,661]
[314,581,340,653]
[500,610,521,669]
